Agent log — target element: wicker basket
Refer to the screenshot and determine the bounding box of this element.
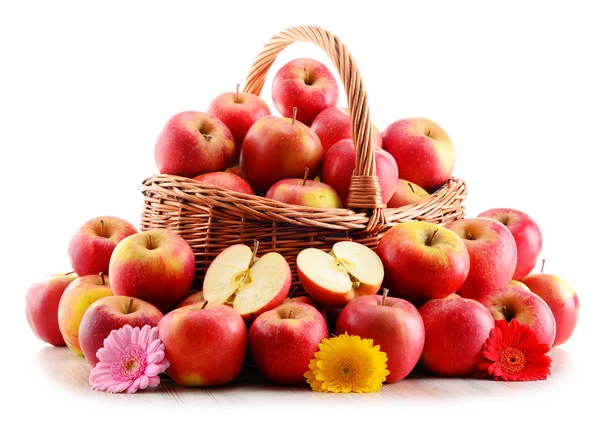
[140,25,468,288]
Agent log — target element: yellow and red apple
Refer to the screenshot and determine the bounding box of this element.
[192,171,254,195]
[265,170,341,208]
[387,179,429,208]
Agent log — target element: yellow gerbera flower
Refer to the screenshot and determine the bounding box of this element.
[304,333,390,393]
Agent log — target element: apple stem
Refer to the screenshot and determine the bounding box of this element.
[99,272,106,285]
[501,306,513,322]
[100,219,105,237]
[126,298,134,314]
[302,167,309,186]
[382,288,389,306]
[249,239,259,268]
[408,183,415,193]
[236,83,240,103]
[292,107,297,125]
[426,228,439,246]
[147,234,153,250]
[201,300,209,309]
[541,259,546,273]
[288,310,293,319]
[289,286,298,298]
[65,271,76,276]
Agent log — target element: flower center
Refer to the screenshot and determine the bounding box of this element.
[336,360,357,381]
[499,346,526,374]
[111,345,147,382]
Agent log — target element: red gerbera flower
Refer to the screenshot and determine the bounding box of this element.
[477,319,552,382]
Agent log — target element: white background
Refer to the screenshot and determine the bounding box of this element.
[1,0,598,422]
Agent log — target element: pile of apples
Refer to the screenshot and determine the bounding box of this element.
[154,57,456,207]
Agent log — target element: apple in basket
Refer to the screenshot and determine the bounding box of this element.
[203,241,292,321]
[310,106,383,153]
[192,171,254,195]
[296,241,384,307]
[240,111,323,193]
[271,58,339,126]
[387,179,429,208]
[321,139,398,207]
[265,168,341,208]
[154,111,235,178]
[382,117,455,192]
[207,84,271,161]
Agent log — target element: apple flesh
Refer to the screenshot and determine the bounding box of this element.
[382,118,455,192]
[522,272,579,346]
[446,218,517,302]
[192,171,254,195]
[310,106,382,153]
[154,111,235,177]
[265,175,341,208]
[249,302,328,384]
[336,291,425,382]
[207,86,270,161]
[419,294,495,376]
[203,243,292,320]
[387,179,429,208]
[483,287,556,346]
[79,296,163,366]
[271,58,339,126]
[68,216,137,277]
[109,229,196,313]
[57,273,113,355]
[478,208,543,280]
[297,241,384,307]
[25,272,78,346]
[321,139,398,207]
[376,222,470,305]
[158,303,247,386]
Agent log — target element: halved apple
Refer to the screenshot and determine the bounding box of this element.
[296,241,384,307]
[203,241,292,320]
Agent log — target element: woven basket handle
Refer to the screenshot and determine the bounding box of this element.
[243,25,386,215]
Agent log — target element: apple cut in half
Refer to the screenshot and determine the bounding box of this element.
[203,242,292,320]
[297,241,384,307]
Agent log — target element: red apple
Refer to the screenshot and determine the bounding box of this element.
[25,272,78,346]
[57,273,113,355]
[67,216,137,277]
[522,268,579,346]
[240,114,323,193]
[297,241,384,307]
[154,111,235,177]
[207,85,270,160]
[376,222,470,305]
[336,290,425,382]
[175,291,206,309]
[192,171,254,195]
[321,139,398,207]
[508,280,531,292]
[203,242,291,320]
[419,294,495,376]
[109,229,195,313]
[265,170,341,208]
[478,208,543,280]
[446,218,518,302]
[271,58,339,126]
[225,164,243,177]
[79,296,163,366]
[310,106,382,153]
[387,179,429,208]
[382,118,455,192]
[158,302,247,386]
[249,302,328,384]
[483,287,556,346]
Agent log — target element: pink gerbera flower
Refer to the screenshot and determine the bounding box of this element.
[89,324,169,394]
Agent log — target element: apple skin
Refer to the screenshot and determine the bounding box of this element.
[482,287,556,346]
[376,222,470,305]
[478,208,543,280]
[265,178,341,208]
[336,294,425,382]
[310,107,382,153]
[249,303,328,384]
[522,273,579,346]
[225,164,243,177]
[207,90,270,161]
[79,296,163,366]
[192,171,254,195]
[321,139,398,207]
[67,216,137,277]
[57,273,113,355]
[25,272,78,346]
[240,116,324,193]
[387,179,429,208]
[283,294,320,309]
[419,294,495,376]
[271,58,339,126]
[508,279,531,292]
[175,291,206,309]
[381,118,455,192]
[158,303,247,387]
[109,229,196,313]
[154,111,235,178]
[446,218,518,302]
